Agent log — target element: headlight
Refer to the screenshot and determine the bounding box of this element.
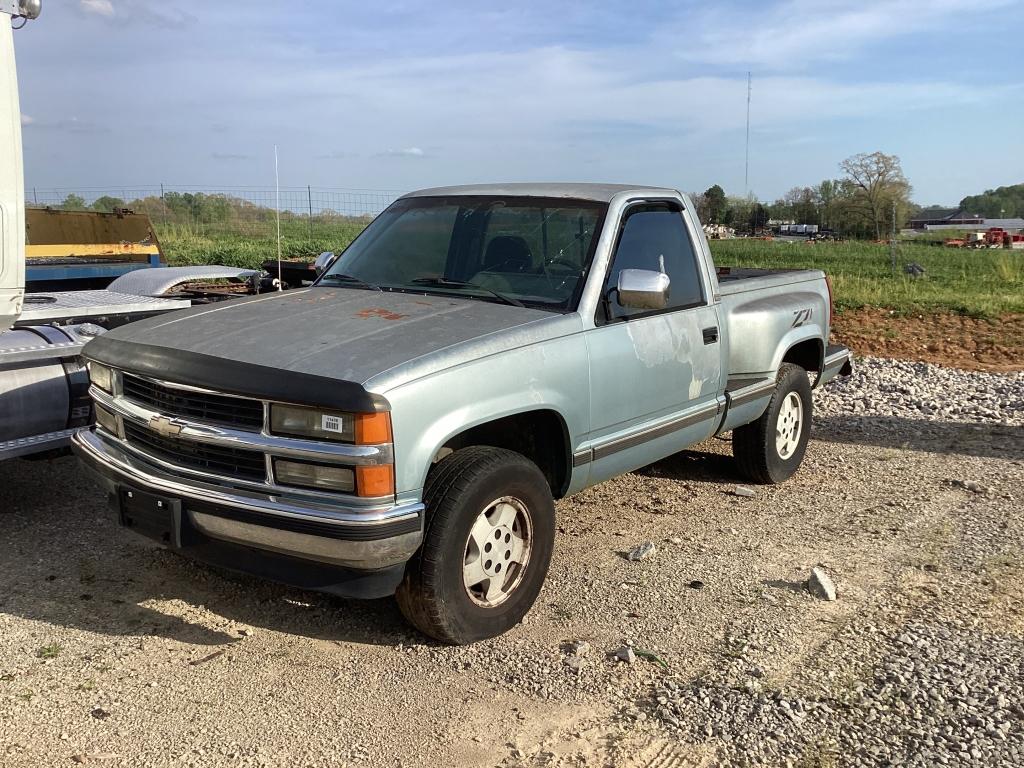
[270,404,355,442]
[269,405,392,445]
[273,459,355,492]
[87,361,113,393]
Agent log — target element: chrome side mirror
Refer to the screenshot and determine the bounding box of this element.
[18,0,42,20]
[314,251,336,275]
[616,268,670,310]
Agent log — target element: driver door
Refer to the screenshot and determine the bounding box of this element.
[583,202,722,485]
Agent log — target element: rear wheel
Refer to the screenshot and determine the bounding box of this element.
[396,447,555,644]
[733,363,812,484]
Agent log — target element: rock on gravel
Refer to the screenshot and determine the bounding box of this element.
[567,640,591,656]
[730,485,757,498]
[645,615,1024,768]
[627,541,657,561]
[807,567,837,601]
[612,646,637,664]
[814,355,1024,425]
[953,479,989,494]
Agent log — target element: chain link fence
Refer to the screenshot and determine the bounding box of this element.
[26,185,405,242]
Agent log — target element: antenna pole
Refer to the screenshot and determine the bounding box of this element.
[744,71,752,196]
[890,198,898,275]
[274,145,283,291]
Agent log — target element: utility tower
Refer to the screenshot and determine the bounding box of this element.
[744,71,752,197]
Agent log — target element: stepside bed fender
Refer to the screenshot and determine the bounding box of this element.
[724,289,828,378]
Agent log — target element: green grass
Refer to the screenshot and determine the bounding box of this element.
[709,239,1024,316]
[160,219,364,270]
[157,221,1024,317]
[36,643,61,659]
[899,229,971,244]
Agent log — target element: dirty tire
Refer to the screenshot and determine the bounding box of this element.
[396,447,555,644]
[733,363,812,484]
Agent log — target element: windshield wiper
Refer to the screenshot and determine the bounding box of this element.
[409,277,525,308]
[318,273,383,291]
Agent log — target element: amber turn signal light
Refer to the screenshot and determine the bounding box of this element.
[356,464,395,498]
[355,412,392,445]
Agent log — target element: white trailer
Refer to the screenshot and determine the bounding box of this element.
[0,3,259,460]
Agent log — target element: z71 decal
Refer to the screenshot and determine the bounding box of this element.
[792,308,813,327]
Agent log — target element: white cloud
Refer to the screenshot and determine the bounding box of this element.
[31,116,108,135]
[673,0,1015,69]
[80,0,115,17]
[78,0,195,27]
[378,147,426,158]
[16,1,1023,201]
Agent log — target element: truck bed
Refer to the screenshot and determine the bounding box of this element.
[715,266,824,295]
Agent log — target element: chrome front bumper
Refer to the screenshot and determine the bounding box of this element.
[72,428,424,574]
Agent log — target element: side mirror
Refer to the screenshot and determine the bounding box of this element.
[314,251,336,275]
[616,268,670,310]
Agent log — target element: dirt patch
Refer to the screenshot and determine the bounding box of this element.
[832,308,1024,372]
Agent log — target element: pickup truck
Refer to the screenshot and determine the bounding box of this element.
[72,183,852,644]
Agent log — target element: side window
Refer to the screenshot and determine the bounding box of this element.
[603,205,704,320]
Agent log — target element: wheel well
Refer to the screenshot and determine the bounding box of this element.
[439,410,571,498]
[781,338,823,372]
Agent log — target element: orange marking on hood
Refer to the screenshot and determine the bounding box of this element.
[356,308,408,321]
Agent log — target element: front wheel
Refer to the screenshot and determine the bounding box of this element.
[733,363,812,484]
[396,447,555,644]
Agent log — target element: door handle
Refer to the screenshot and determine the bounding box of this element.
[702,326,719,345]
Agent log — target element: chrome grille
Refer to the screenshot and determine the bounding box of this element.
[123,421,267,482]
[121,373,264,431]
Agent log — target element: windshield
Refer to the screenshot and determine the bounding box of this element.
[320,195,607,310]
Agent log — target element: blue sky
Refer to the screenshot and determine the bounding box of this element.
[13,0,1024,205]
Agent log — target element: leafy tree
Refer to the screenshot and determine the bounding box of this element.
[724,194,756,230]
[161,191,234,224]
[58,193,87,211]
[960,184,1024,218]
[783,187,819,226]
[748,203,769,231]
[703,184,727,224]
[90,195,126,213]
[839,151,912,239]
[816,180,839,230]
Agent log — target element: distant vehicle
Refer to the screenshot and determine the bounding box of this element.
[944,228,1023,249]
[778,224,819,237]
[74,182,853,644]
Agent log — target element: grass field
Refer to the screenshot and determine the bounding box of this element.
[158,224,1024,317]
[709,239,1023,316]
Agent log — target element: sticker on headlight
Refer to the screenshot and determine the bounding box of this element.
[321,414,345,433]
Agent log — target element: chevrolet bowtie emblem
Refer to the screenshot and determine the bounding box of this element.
[149,415,183,438]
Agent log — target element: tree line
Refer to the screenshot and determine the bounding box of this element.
[44,155,1018,241]
[49,191,299,224]
[40,191,374,233]
[693,151,915,239]
[958,183,1024,219]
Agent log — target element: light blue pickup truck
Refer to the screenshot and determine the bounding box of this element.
[73,183,851,643]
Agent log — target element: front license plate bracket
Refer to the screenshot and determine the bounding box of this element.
[118,486,180,546]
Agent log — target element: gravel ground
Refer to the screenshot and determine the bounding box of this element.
[1,356,1022,767]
